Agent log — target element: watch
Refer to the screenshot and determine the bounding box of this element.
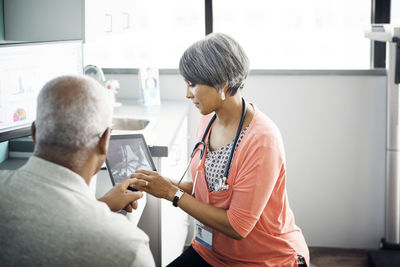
[172,189,185,207]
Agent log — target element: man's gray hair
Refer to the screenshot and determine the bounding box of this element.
[179,32,250,95]
[35,75,113,149]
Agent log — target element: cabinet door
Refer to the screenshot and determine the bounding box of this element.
[161,116,189,266]
[84,0,135,67]
[85,0,133,42]
[4,0,84,41]
[85,0,111,42]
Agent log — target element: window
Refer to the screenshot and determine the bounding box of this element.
[213,0,371,69]
[393,0,400,25]
[84,0,204,69]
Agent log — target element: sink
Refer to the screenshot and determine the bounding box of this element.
[112,118,150,131]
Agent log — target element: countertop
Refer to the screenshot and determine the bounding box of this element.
[112,99,190,149]
[0,99,190,167]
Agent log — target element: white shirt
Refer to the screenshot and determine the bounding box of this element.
[0,156,155,267]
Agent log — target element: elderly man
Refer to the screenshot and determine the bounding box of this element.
[0,75,155,267]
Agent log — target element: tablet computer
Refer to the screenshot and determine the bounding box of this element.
[105,134,157,190]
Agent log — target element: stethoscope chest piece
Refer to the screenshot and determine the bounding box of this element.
[215,177,229,192]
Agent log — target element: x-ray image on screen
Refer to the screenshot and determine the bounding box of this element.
[107,138,153,184]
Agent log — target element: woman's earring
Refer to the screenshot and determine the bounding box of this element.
[221,91,226,101]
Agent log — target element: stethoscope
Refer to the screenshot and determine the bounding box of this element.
[178,98,247,194]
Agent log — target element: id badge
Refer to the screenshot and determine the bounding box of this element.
[195,222,213,250]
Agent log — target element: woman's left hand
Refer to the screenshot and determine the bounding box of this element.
[130,170,178,201]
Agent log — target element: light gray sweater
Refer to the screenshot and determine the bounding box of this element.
[0,156,155,267]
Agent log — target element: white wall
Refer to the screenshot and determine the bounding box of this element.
[108,71,387,249]
[244,74,386,249]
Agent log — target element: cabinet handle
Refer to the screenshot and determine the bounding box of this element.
[105,14,112,32]
[122,12,130,29]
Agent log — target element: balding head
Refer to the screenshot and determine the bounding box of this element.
[35,75,113,151]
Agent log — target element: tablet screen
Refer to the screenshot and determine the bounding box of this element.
[106,134,156,185]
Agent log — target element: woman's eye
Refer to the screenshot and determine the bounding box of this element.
[189,83,196,87]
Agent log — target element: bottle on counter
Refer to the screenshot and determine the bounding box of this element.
[105,79,121,107]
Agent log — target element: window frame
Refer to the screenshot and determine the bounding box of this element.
[371,0,391,68]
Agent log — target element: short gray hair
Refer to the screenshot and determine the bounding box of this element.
[35,75,113,150]
[179,32,249,95]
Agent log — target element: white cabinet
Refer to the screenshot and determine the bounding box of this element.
[137,116,190,267]
[4,0,84,41]
[83,0,137,67]
[3,0,136,67]
[85,0,134,42]
[3,0,133,42]
[160,116,190,266]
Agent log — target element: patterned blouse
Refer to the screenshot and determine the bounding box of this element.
[205,126,249,192]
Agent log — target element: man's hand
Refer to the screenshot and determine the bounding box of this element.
[98,178,144,212]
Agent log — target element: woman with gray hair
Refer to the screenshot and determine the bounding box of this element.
[131,33,309,266]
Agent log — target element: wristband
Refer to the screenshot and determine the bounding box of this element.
[172,189,184,207]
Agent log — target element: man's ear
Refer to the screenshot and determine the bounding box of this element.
[99,128,111,156]
[31,122,36,144]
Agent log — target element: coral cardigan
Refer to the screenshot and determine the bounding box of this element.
[190,105,309,267]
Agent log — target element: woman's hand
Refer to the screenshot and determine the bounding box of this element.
[130,170,178,201]
[131,171,243,239]
[98,178,144,212]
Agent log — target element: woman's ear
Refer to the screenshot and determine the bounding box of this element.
[221,82,229,101]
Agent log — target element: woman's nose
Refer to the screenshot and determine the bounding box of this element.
[186,86,194,99]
